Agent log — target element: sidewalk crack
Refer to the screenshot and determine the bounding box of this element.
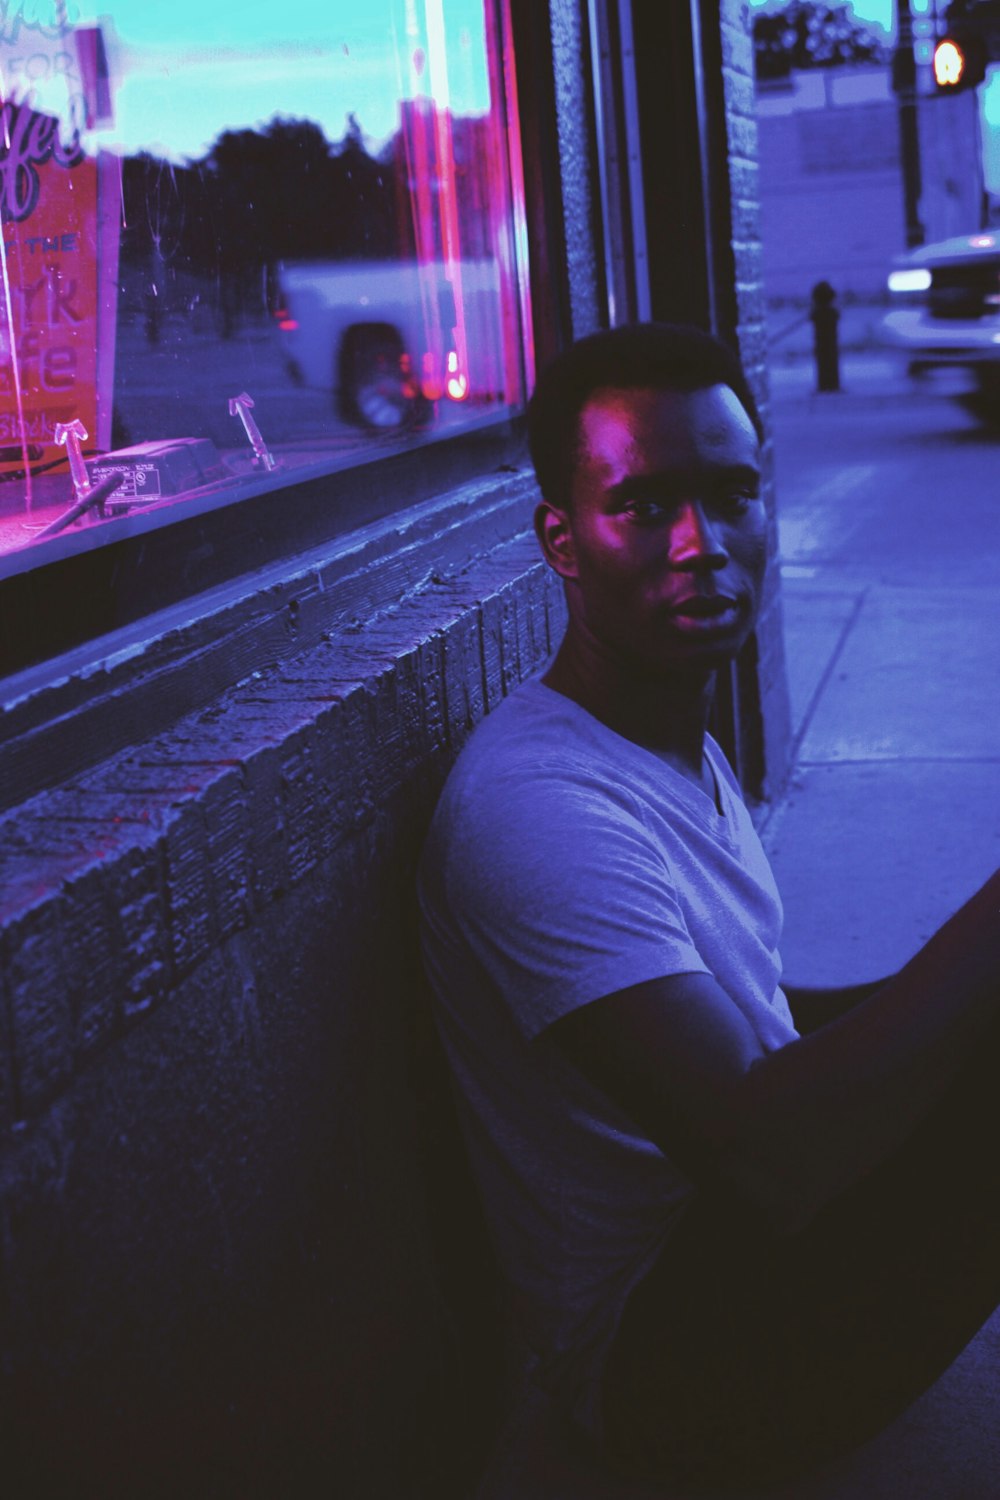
[761,586,869,833]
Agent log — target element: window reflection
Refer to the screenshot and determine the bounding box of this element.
[0,2,530,564]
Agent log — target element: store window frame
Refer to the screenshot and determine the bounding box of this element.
[584,0,772,795]
[0,0,585,811]
[0,0,564,679]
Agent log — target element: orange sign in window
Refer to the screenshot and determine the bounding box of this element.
[0,123,114,477]
[1,23,119,500]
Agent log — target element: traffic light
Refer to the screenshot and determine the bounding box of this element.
[933,31,989,90]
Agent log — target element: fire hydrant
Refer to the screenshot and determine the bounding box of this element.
[810,280,841,393]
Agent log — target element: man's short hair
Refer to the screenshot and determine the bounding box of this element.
[527,322,764,510]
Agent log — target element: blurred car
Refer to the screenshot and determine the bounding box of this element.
[272,259,504,431]
[880,231,1000,414]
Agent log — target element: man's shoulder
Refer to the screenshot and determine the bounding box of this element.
[427,677,628,853]
[445,676,587,788]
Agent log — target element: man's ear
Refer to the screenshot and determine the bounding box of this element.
[534,500,578,580]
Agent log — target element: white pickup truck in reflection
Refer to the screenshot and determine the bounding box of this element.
[273,259,505,430]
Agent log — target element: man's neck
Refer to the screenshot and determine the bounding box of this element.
[542,635,716,786]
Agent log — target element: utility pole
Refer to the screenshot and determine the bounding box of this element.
[894,0,926,245]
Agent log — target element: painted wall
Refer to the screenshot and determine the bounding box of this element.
[758,66,982,302]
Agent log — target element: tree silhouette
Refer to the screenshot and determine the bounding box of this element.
[116,115,406,333]
[754,1,890,79]
[114,100,500,337]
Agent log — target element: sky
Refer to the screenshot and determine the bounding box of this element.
[84,2,931,162]
[0,1,493,161]
[748,1,939,39]
[0,2,980,165]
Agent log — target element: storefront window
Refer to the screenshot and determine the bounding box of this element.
[0,1,531,566]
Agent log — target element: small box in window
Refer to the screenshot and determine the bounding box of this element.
[89,438,227,511]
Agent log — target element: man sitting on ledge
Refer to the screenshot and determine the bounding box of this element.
[418,323,1000,1492]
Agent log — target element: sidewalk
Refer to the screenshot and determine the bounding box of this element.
[758,342,1000,988]
[733,335,1000,1500]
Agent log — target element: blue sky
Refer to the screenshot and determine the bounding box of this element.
[1,2,958,163]
[96,1,920,161]
[55,1,492,159]
[747,1,917,39]
[73,2,916,161]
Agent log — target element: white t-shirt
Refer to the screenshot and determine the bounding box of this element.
[418,676,798,1437]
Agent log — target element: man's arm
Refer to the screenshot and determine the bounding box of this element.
[546,869,1000,1236]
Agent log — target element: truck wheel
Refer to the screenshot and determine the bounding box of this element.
[338,323,415,430]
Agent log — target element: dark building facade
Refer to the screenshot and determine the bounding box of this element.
[0,3,790,1493]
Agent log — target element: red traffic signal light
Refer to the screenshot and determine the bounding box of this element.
[933,33,988,91]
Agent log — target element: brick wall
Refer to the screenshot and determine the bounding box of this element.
[0,493,566,1496]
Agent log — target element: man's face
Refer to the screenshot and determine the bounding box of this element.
[539,383,767,679]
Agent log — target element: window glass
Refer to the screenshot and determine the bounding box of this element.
[0,1,531,565]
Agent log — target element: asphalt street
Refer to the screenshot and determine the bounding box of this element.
[761,351,1000,987]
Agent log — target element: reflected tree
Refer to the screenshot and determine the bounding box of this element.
[119,115,403,337]
[116,98,498,342]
